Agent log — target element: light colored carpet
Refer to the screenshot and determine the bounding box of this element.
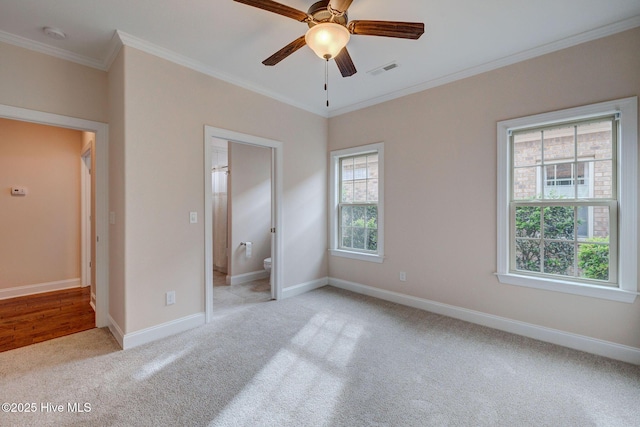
[1,286,639,426]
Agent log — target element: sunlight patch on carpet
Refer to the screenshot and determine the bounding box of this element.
[133,346,193,381]
[210,312,364,426]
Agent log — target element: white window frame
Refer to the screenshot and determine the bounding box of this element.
[329,142,384,263]
[497,97,637,303]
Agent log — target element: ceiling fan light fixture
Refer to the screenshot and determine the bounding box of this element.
[305,22,350,60]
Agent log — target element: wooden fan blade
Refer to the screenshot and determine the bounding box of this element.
[334,47,357,77]
[328,0,353,14]
[262,35,307,66]
[234,0,309,22]
[349,20,425,39]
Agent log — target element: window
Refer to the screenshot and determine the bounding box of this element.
[330,143,384,263]
[497,98,637,303]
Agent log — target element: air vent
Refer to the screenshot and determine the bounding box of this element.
[367,62,399,76]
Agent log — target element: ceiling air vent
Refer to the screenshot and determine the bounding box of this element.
[367,62,399,76]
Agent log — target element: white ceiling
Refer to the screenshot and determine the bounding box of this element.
[1,1,639,117]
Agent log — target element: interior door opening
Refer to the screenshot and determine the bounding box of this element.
[211,139,273,306]
[204,126,283,323]
[0,103,109,329]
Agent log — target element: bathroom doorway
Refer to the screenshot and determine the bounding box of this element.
[203,126,283,323]
[210,138,228,283]
[211,140,273,308]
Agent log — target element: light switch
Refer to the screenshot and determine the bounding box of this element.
[189,211,198,224]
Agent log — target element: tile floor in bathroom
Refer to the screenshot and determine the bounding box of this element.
[212,270,272,311]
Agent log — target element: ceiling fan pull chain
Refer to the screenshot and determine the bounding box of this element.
[325,57,329,107]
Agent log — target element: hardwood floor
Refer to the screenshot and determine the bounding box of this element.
[0,287,95,352]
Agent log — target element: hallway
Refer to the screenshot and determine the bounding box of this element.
[0,287,94,352]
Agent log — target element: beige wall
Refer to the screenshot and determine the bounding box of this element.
[120,46,328,333]
[328,27,640,348]
[0,42,108,123]
[228,142,272,277]
[0,118,82,289]
[107,48,126,331]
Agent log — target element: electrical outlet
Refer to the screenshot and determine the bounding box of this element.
[399,271,407,282]
[166,291,176,306]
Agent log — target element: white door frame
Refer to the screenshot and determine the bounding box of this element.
[0,104,110,327]
[204,126,283,323]
[80,148,92,289]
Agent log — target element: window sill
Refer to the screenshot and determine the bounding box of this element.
[330,249,384,264]
[495,272,637,303]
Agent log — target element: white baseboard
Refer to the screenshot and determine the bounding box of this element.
[107,315,125,349]
[0,278,81,300]
[329,277,640,365]
[121,313,206,350]
[229,270,269,286]
[282,277,328,299]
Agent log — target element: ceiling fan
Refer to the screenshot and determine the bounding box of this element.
[234,0,425,77]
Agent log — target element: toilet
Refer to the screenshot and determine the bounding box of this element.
[263,257,272,283]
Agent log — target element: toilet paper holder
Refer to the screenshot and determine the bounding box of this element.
[240,241,252,258]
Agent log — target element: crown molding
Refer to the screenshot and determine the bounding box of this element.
[0,29,108,70]
[1,14,637,118]
[329,15,640,117]
[103,31,124,71]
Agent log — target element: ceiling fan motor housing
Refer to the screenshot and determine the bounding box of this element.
[308,0,347,27]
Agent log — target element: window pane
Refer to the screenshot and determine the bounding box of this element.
[341,227,352,248]
[353,156,367,179]
[513,131,541,167]
[342,182,353,203]
[340,154,380,204]
[341,157,354,180]
[544,206,575,240]
[577,120,612,159]
[367,154,379,178]
[513,167,539,200]
[576,206,589,238]
[578,241,609,281]
[353,227,365,249]
[354,181,367,202]
[543,125,575,162]
[515,239,540,272]
[592,160,613,199]
[544,241,574,276]
[576,162,591,199]
[592,206,610,240]
[367,229,378,251]
[352,206,365,226]
[367,179,378,202]
[341,206,352,227]
[366,205,378,229]
[544,163,575,199]
[515,206,541,238]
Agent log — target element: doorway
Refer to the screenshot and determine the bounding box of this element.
[204,126,283,323]
[211,139,229,282]
[0,104,109,327]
